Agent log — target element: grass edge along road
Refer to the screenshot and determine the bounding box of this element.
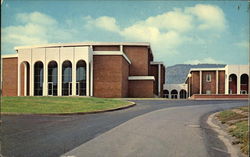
[1,96,132,114]
[216,106,249,155]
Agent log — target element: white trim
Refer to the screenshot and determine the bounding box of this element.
[216,70,219,94]
[14,42,150,50]
[93,51,131,64]
[2,54,18,58]
[158,64,161,96]
[189,67,225,71]
[128,76,155,81]
[150,61,164,65]
[184,67,226,83]
[199,71,202,94]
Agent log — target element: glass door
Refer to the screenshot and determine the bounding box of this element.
[76,82,80,96]
[68,82,72,96]
[48,82,53,96]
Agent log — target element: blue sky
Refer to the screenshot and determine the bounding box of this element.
[1,0,249,66]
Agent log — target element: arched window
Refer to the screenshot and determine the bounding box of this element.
[229,74,237,94]
[180,89,187,99]
[240,74,249,94]
[34,61,43,96]
[62,61,72,96]
[48,61,58,96]
[163,90,169,98]
[171,90,178,99]
[76,60,86,96]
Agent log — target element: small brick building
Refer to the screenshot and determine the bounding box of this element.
[1,42,165,98]
[185,65,249,99]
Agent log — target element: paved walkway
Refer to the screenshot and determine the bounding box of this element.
[63,104,236,157]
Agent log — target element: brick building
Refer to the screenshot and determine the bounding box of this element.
[185,65,249,99]
[1,42,165,98]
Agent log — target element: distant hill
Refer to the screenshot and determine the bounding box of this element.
[165,64,226,84]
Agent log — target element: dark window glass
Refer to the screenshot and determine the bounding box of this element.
[76,60,86,96]
[48,61,58,96]
[62,61,72,96]
[34,61,43,96]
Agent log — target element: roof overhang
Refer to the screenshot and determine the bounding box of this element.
[14,42,151,50]
[150,61,164,65]
[93,51,131,64]
[128,76,155,81]
[1,54,18,59]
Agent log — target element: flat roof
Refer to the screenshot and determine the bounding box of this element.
[14,42,151,50]
[1,54,18,58]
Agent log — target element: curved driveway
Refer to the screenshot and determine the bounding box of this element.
[1,100,247,157]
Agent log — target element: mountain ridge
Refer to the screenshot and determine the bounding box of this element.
[165,64,226,84]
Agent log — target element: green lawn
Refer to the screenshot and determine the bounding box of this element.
[217,106,249,155]
[1,97,132,114]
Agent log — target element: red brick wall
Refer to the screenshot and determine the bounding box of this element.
[93,46,120,51]
[93,55,129,98]
[191,94,248,100]
[121,57,129,97]
[190,71,200,95]
[149,65,158,95]
[202,71,216,94]
[2,58,18,96]
[218,71,225,94]
[123,46,149,76]
[128,80,154,97]
[229,75,237,94]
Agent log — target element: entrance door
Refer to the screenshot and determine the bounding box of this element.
[48,82,53,96]
[76,82,80,96]
[68,82,72,96]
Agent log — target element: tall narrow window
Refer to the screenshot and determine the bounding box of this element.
[62,61,72,96]
[240,74,249,94]
[34,61,43,96]
[206,74,211,82]
[229,74,237,94]
[76,60,86,96]
[48,61,58,96]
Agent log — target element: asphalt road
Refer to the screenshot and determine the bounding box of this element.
[0,100,248,157]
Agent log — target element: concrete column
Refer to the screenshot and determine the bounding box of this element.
[158,64,161,97]
[216,70,219,94]
[43,62,47,96]
[58,49,62,96]
[72,63,76,96]
[237,75,241,94]
[86,62,90,96]
[90,61,94,96]
[17,63,21,96]
[30,62,34,96]
[120,45,123,52]
[24,63,27,96]
[199,70,202,94]
[188,78,191,98]
[225,74,229,94]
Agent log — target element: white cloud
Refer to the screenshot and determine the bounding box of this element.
[84,4,227,55]
[185,4,226,31]
[16,12,57,26]
[235,41,249,49]
[2,12,75,53]
[184,57,224,64]
[84,16,120,32]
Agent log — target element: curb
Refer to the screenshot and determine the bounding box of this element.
[207,112,240,157]
[1,101,136,116]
